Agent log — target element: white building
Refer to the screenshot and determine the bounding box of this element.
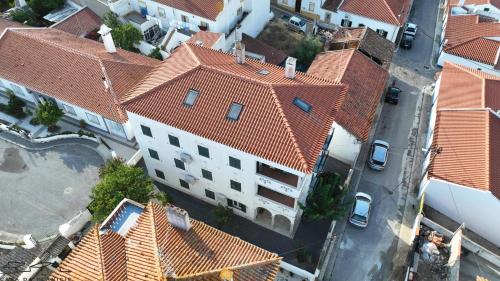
[122,43,349,236]
[420,62,500,247]
[0,22,159,140]
[437,4,500,76]
[107,0,272,52]
[308,49,389,165]
[276,0,411,42]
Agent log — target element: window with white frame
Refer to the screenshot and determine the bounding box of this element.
[86,112,100,125]
[340,19,352,27]
[63,104,76,116]
[181,15,189,23]
[158,7,166,18]
[308,2,315,12]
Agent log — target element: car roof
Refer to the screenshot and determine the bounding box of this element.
[290,16,302,22]
[354,196,371,216]
[407,23,417,28]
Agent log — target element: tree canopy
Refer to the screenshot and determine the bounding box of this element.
[35,100,64,127]
[90,159,155,222]
[28,0,65,16]
[299,173,349,221]
[10,8,38,26]
[293,36,323,66]
[148,47,163,60]
[102,11,120,29]
[112,23,143,52]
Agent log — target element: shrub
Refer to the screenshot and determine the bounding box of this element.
[29,117,40,125]
[153,191,173,206]
[213,204,233,229]
[148,48,163,60]
[0,103,5,111]
[112,23,143,52]
[35,100,64,127]
[28,0,65,16]
[79,119,87,129]
[5,93,27,119]
[10,8,38,26]
[102,11,120,29]
[293,36,323,66]
[47,125,60,133]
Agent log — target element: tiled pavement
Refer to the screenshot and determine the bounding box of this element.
[137,159,331,273]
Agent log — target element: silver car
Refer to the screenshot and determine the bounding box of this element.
[288,16,307,34]
[349,192,373,228]
[368,140,390,170]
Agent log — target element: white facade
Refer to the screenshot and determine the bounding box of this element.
[437,51,500,77]
[332,11,400,42]
[108,0,271,51]
[327,123,362,165]
[0,77,131,140]
[127,111,319,235]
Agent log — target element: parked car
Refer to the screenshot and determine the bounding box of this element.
[404,22,418,37]
[385,86,401,104]
[288,16,307,34]
[400,34,413,49]
[349,192,373,228]
[367,140,390,170]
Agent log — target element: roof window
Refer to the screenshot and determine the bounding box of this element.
[227,102,243,121]
[257,69,270,75]
[183,89,199,107]
[293,97,312,113]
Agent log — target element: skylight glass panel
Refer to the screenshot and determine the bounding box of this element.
[183,89,199,107]
[227,102,243,121]
[293,97,312,113]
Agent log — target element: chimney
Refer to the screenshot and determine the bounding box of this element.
[235,41,245,64]
[167,206,192,231]
[285,57,297,79]
[98,24,117,53]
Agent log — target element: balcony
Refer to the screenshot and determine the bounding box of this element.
[256,162,298,187]
[257,185,295,208]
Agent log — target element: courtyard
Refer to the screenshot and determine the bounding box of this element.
[0,138,103,241]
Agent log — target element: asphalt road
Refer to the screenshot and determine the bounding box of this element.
[327,0,441,280]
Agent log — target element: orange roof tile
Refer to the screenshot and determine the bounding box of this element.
[0,18,24,33]
[339,0,411,25]
[123,44,347,173]
[242,33,288,65]
[0,28,159,122]
[156,0,224,21]
[443,12,500,52]
[446,37,500,66]
[186,30,223,48]
[50,202,281,281]
[307,49,389,141]
[51,7,102,37]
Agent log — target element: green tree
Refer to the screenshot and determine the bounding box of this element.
[1,0,15,12]
[299,173,349,221]
[153,191,173,206]
[5,91,26,118]
[148,47,163,60]
[35,100,64,128]
[28,0,64,16]
[102,11,120,29]
[112,23,142,52]
[89,159,154,221]
[10,8,38,26]
[213,204,233,229]
[293,36,323,66]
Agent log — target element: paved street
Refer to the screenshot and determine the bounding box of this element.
[326,0,441,280]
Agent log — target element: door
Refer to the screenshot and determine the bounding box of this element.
[295,0,302,12]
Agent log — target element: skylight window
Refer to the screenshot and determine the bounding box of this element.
[183,89,199,107]
[293,97,312,113]
[257,69,270,75]
[227,102,243,121]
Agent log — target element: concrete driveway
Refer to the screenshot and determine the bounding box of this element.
[0,139,103,240]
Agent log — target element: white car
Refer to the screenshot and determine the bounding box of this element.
[288,16,307,34]
[349,192,373,228]
[404,23,417,37]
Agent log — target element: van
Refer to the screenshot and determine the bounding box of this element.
[288,16,307,34]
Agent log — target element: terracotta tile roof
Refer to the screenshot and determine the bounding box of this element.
[186,30,222,48]
[307,49,389,141]
[339,0,411,25]
[443,13,500,50]
[0,18,25,34]
[446,37,500,66]
[156,0,224,21]
[429,110,500,198]
[50,202,281,281]
[437,63,500,112]
[322,0,344,11]
[448,0,500,6]
[242,33,288,65]
[0,28,159,122]
[51,7,102,37]
[123,44,348,173]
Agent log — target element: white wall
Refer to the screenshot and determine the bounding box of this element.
[0,78,37,103]
[421,178,500,246]
[127,111,310,225]
[333,11,400,42]
[437,51,500,77]
[327,123,362,165]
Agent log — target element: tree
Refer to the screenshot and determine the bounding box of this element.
[5,91,26,118]
[28,0,64,16]
[299,173,350,221]
[89,159,154,222]
[153,191,173,206]
[102,11,120,29]
[293,36,323,66]
[0,0,14,13]
[35,100,64,128]
[10,8,38,26]
[148,47,163,60]
[213,204,233,229]
[112,23,143,52]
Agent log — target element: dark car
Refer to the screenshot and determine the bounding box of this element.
[385,86,401,104]
[400,35,413,49]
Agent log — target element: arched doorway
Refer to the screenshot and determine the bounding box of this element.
[274,214,291,233]
[255,207,273,227]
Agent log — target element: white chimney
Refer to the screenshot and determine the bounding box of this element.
[17,0,27,7]
[235,41,245,64]
[98,24,117,53]
[167,206,192,231]
[285,57,297,79]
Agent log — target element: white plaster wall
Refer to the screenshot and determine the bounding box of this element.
[422,178,500,246]
[437,51,500,77]
[327,123,362,165]
[127,111,309,223]
[0,78,37,103]
[55,100,109,132]
[333,11,400,42]
[469,4,500,20]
